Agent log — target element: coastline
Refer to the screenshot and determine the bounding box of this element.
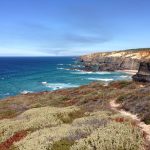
[0,56,135,99]
[76,69,138,75]
[116,69,138,75]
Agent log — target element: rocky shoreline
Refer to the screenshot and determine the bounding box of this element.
[79,48,150,82]
[0,49,150,149]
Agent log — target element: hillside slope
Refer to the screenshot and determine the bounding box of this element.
[0,81,150,150]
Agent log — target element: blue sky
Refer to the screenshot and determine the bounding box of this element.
[0,0,150,56]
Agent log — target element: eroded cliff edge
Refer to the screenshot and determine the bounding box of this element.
[80,48,150,72]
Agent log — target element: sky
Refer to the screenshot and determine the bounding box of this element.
[0,0,150,56]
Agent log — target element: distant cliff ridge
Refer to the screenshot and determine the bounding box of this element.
[80,49,150,71]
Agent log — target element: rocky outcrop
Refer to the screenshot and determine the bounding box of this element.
[80,57,140,71]
[80,49,150,71]
[132,62,150,82]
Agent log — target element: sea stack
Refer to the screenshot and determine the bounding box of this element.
[132,62,150,82]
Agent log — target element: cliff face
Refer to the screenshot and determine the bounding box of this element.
[132,62,150,82]
[80,49,150,71]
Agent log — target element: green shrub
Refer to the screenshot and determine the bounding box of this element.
[51,139,74,150]
[143,119,150,125]
[58,110,85,124]
[119,81,131,88]
[116,95,126,103]
[71,122,144,150]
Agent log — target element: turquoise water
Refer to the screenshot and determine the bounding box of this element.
[0,57,131,99]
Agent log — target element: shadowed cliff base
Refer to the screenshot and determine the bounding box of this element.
[133,62,150,82]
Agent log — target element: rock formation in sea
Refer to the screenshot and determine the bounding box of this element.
[132,61,150,82]
[79,48,150,71]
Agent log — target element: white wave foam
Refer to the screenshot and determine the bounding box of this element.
[57,67,71,71]
[64,68,70,71]
[71,71,93,74]
[87,78,114,82]
[95,72,111,75]
[41,81,48,85]
[120,75,128,78]
[0,93,10,96]
[42,83,79,90]
[71,71,111,75]
[57,67,64,70]
[71,65,82,67]
[4,93,10,96]
[21,90,33,95]
[73,69,82,71]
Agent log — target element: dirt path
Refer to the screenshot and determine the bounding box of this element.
[110,100,150,143]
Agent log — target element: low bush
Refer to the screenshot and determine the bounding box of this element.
[71,122,144,150]
[116,95,126,103]
[51,139,74,150]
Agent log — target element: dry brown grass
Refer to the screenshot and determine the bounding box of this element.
[116,84,150,124]
[0,81,149,149]
[0,81,148,120]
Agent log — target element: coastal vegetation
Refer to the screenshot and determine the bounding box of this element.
[0,80,150,149]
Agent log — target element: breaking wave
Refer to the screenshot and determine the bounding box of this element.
[41,82,79,90]
[20,90,33,95]
[87,78,114,82]
[71,71,111,75]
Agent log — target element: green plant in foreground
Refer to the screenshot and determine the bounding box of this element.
[51,139,74,150]
[71,122,144,150]
[118,81,132,88]
[143,118,150,125]
[116,95,126,103]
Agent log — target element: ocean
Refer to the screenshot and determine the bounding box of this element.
[0,57,131,99]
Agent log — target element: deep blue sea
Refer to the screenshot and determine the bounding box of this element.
[0,57,131,99]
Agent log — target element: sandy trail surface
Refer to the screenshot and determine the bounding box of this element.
[110,100,150,143]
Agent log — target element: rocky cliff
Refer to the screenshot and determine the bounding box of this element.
[132,62,150,82]
[80,48,150,71]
